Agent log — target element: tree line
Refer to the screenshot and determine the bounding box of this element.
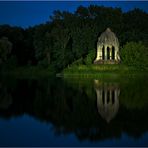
[0,5,148,72]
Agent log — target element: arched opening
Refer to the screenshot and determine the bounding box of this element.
[112,46,115,60]
[102,46,105,60]
[107,47,110,60]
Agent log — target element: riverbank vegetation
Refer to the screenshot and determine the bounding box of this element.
[0,5,148,76]
[0,66,55,79]
[63,42,148,77]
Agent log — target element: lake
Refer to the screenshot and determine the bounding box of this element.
[0,75,148,147]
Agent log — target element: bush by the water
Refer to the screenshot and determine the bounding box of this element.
[84,50,96,65]
[63,41,148,77]
[70,50,95,66]
[120,42,148,68]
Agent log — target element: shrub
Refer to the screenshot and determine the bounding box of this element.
[120,42,148,68]
[84,50,95,65]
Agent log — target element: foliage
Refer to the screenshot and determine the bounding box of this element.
[0,66,55,79]
[0,25,36,66]
[0,37,12,66]
[4,55,17,69]
[120,42,148,68]
[84,50,95,65]
[33,24,53,67]
[0,6,148,72]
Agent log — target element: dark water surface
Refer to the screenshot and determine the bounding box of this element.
[0,75,148,147]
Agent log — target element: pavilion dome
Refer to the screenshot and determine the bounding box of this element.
[98,28,119,48]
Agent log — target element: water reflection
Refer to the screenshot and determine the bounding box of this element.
[0,76,148,146]
[94,80,120,123]
[0,80,12,109]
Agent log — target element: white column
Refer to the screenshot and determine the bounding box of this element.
[110,48,112,60]
[96,46,102,61]
[116,50,120,61]
[105,46,107,60]
[115,50,118,61]
[98,47,102,60]
[96,48,99,60]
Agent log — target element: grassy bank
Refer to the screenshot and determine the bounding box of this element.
[0,64,147,79]
[0,66,55,79]
[62,64,148,78]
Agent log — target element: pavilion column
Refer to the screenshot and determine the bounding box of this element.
[98,47,102,60]
[96,46,102,61]
[96,47,99,61]
[104,46,107,60]
[114,51,116,60]
[110,48,112,60]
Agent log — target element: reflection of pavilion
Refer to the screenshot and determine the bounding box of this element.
[94,80,120,123]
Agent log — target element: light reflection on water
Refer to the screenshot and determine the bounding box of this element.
[94,80,120,123]
[0,76,148,146]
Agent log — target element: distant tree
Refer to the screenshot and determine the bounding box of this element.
[0,37,12,65]
[76,5,90,18]
[0,25,31,66]
[33,24,53,67]
[1,5,148,71]
[121,8,148,45]
[24,27,37,65]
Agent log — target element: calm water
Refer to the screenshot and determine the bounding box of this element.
[0,75,148,146]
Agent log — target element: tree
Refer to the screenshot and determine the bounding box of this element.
[0,5,148,71]
[120,41,148,68]
[0,37,12,65]
[33,24,53,67]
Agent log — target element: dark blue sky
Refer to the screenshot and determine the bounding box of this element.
[0,1,148,28]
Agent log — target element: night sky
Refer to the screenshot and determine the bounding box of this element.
[0,1,148,28]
